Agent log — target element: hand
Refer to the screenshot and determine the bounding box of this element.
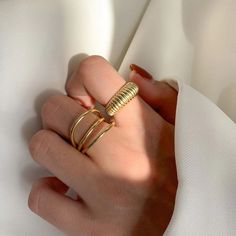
[28,56,178,236]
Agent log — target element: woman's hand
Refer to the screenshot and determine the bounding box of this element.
[28,56,178,236]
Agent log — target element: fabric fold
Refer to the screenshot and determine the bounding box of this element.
[165,80,236,235]
[118,0,236,234]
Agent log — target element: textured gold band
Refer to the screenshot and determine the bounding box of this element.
[81,120,115,154]
[70,108,101,148]
[105,82,138,116]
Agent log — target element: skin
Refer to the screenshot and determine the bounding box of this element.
[28,56,178,236]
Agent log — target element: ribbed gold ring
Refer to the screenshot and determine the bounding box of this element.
[105,82,139,116]
[70,108,102,148]
[81,120,115,154]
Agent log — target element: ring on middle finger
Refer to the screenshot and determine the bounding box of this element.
[70,108,102,148]
[69,107,115,155]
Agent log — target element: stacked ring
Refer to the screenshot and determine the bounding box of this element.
[70,108,101,148]
[81,119,115,154]
[69,81,138,155]
[77,117,105,152]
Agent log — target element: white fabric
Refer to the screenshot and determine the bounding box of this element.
[119,0,236,235]
[1,0,236,235]
[0,1,149,235]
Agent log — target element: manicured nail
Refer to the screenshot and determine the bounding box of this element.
[130,64,153,79]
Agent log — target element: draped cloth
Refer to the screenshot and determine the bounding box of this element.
[119,1,236,235]
[0,0,236,235]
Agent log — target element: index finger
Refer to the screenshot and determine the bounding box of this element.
[66,56,143,127]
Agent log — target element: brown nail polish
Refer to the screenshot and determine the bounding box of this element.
[130,64,153,79]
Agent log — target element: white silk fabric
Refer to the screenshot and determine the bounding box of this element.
[0,0,236,235]
[0,1,149,235]
[119,0,236,235]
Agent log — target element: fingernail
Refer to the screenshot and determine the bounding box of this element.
[130,64,153,80]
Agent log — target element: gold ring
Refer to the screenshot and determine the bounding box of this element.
[70,108,101,148]
[77,117,105,152]
[81,120,115,154]
[105,82,139,116]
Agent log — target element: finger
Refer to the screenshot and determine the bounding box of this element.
[29,177,95,235]
[66,70,96,109]
[40,94,123,169]
[41,94,111,149]
[29,129,99,203]
[66,55,142,127]
[129,66,177,124]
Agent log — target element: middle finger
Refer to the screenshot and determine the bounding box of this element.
[41,94,117,159]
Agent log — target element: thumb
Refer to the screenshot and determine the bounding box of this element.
[129,64,178,125]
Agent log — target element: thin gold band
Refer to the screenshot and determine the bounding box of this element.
[77,117,105,152]
[82,120,115,154]
[70,108,101,148]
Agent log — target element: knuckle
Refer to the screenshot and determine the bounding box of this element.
[65,78,81,98]
[78,55,105,77]
[65,77,73,94]
[41,95,65,122]
[28,179,45,214]
[28,130,53,162]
